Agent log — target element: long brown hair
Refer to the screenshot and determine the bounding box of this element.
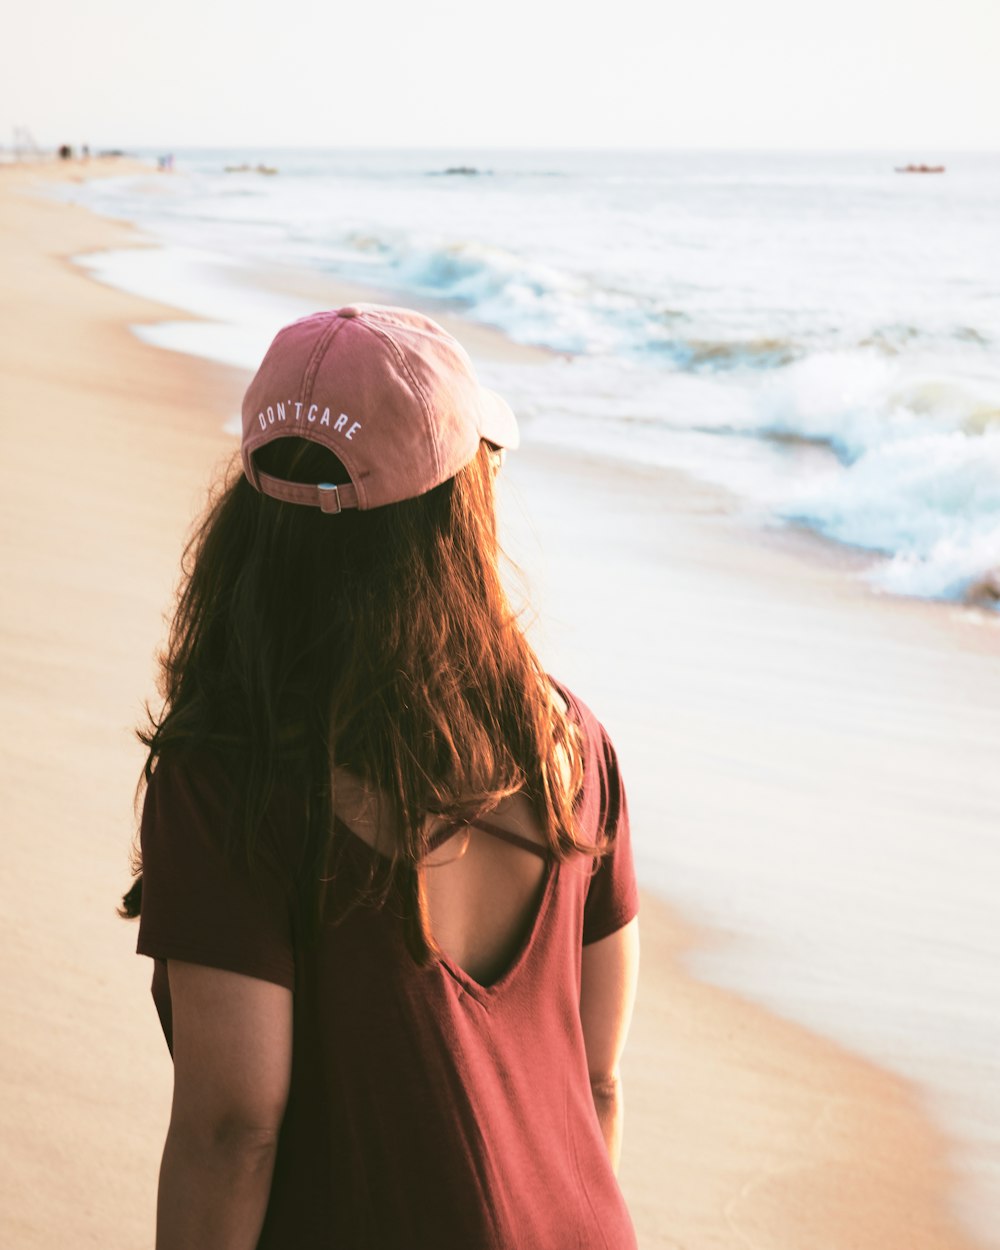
[121,436,602,966]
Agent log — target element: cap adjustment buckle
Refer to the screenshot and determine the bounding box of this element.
[317,483,342,514]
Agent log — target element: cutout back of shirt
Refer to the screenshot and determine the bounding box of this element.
[333,789,551,990]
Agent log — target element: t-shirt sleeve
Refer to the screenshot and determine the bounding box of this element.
[581,727,640,945]
[136,754,295,991]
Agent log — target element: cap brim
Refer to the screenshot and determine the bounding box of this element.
[479,388,520,451]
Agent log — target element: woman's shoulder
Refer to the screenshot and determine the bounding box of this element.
[140,748,236,854]
[544,674,627,807]
[545,675,615,752]
[145,743,235,803]
[142,745,278,853]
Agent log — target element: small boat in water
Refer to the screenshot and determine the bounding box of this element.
[894,163,945,173]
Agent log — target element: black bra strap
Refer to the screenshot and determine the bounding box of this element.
[335,811,551,861]
[427,817,550,860]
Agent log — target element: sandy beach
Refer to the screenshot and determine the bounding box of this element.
[0,159,994,1249]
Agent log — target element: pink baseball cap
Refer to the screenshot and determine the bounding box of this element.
[241,304,519,513]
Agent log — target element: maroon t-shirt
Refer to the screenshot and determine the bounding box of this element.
[137,681,640,1249]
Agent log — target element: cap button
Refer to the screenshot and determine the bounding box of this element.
[338,306,360,319]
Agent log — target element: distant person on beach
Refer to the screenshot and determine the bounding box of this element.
[121,304,641,1249]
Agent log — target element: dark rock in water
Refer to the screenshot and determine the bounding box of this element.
[965,571,1000,609]
[430,166,491,176]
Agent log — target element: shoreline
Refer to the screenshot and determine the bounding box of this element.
[45,157,1000,633]
[0,159,993,1249]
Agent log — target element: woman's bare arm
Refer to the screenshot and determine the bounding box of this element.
[157,961,293,1250]
[579,916,640,1174]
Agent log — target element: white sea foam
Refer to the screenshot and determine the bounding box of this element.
[74,245,308,370]
[481,348,1000,603]
[779,430,1000,596]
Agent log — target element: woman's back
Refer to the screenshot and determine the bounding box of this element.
[137,682,639,1249]
[338,783,551,988]
[331,685,574,989]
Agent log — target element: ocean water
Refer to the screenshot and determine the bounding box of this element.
[51,146,1000,608]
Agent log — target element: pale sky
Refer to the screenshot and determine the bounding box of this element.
[3,0,998,151]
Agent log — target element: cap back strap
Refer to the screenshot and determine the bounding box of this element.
[256,471,360,513]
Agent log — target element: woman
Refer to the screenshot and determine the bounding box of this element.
[122,304,641,1249]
